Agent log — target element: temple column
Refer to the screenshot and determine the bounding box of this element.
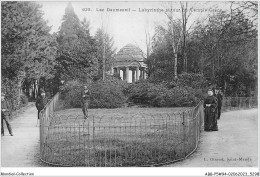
[118,68,124,80]
[136,67,140,81]
[126,67,129,83]
[123,68,126,81]
[144,70,147,79]
[132,69,136,83]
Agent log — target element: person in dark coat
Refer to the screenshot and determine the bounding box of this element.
[81,84,91,119]
[1,93,13,136]
[215,88,223,120]
[36,90,48,120]
[212,87,219,129]
[204,89,218,131]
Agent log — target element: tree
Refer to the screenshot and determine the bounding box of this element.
[147,25,177,82]
[163,1,197,75]
[180,1,197,73]
[231,1,258,25]
[148,1,257,97]
[166,13,182,79]
[1,1,57,101]
[56,2,98,82]
[142,20,158,78]
[192,9,257,96]
[94,28,116,80]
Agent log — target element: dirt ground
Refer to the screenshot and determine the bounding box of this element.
[1,103,46,167]
[165,108,258,167]
[1,104,258,167]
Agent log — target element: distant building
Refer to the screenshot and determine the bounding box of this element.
[111,44,147,83]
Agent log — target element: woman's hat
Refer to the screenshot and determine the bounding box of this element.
[208,88,213,92]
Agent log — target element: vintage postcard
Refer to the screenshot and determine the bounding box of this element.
[1,1,258,176]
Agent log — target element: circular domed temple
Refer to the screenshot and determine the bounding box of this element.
[111,44,147,83]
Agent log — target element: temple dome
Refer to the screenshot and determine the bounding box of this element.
[113,44,146,68]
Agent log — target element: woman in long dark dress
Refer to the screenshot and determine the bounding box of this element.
[204,89,218,131]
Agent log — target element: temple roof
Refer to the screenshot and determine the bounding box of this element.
[113,44,146,68]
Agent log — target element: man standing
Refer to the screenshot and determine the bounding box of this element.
[36,90,48,120]
[81,84,90,119]
[1,93,13,136]
[215,87,223,120]
[204,89,218,131]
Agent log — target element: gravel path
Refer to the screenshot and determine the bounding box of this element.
[1,105,257,167]
[1,103,45,167]
[165,108,258,167]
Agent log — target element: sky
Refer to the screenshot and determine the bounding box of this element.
[38,1,230,52]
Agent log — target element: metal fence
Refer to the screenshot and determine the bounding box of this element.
[39,96,257,167]
[222,97,258,112]
[39,92,60,161]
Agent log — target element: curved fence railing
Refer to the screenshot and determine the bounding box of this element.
[39,96,257,167]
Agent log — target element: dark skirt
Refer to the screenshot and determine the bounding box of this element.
[204,107,214,131]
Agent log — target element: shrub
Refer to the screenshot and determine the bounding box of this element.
[61,77,127,109]
[90,80,127,108]
[61,80,83,108]
[128,80,152,104]
[177,73,208,90]
[129,80,203,107]
[105,75,129,96]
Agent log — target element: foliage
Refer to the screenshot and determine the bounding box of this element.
[147,25,179,81]
[104,75,129,95]
[128,80,203,107]
[149,6,257,97]
[2,1,258,110]
[94,28,116,80]
[90,79,127,108]
[61,80,82,108]
[61,74,206,108]
[56,3,98,81]
[1,77,21,111]
[1,1,57,107]
[176,73,208,90]
[61,77,127,108]
[190,10,257,96]
[1,1,57,80]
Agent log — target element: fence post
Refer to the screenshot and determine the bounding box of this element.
[195,108,198,147]
[200,103,203,137]
[92,116,96,166]
[39,111,42,159]
[182,112,186,157]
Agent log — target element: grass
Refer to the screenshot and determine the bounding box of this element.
[42,107,200,166]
